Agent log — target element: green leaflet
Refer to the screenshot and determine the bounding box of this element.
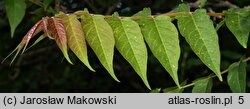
[227,61,247,93]
[81,11,119,82]
[177,9,222,81]
[6,0,26,37]
[135,8,181,87]
[172,3,190,12]
[58,13,95,72]
[192,78,213,93]
[27,35,46,50]
[133,8,151,17]
[106,13,150,89]
[137,14,181,87]
[225,8,250,48]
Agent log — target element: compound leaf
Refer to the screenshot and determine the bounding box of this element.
[227,61,247,93]
[58,13,94,71]
[192,78,213,93]
[81,11,119,82]
[136,9,181,87]
[225,8,250,48]
[177,9,222,81]
[6,0,26,37]
[106,13,150,89]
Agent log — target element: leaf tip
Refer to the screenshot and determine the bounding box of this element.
[68,60,74,65]
[218,75,223,82]
[63,52,73,65]
[113,76,120,83]
[146,84,152,90]
[107,68,120,82]
[242,44,247,49]
[11,31,15,38]
[141,77,151,90]
[87,65,95,72]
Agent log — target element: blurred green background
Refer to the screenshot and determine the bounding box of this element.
[0,0,250,92]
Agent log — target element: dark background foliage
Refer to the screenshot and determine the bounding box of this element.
[0,0,250,92]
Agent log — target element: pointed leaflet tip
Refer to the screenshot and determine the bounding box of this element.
[6,0,26,38]
[217,73,223,81]
[108,68,120,82]
[1,46,18,64]
[142,76,151,90]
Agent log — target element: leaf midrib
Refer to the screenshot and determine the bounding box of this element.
[152,18,174,74]
[204,79,211,92]
[190,14,218,73]
[119,19,144,75]
[236,63,243,92]
[66,16,84,57]
[52,18,64,46]
[91,16,110,69]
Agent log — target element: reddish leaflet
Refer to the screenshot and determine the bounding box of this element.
[2,17,72,64]
[47,17,72,64]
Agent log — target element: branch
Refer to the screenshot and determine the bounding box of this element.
[180,56,250,89]
[73,11,224,20]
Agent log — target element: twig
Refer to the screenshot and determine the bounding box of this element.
[209,1,239,8]
[73,11,224,20]
[189,0,239,9]
[180,56,250,89]
[105,4,118,15]
[188,0,201,8]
